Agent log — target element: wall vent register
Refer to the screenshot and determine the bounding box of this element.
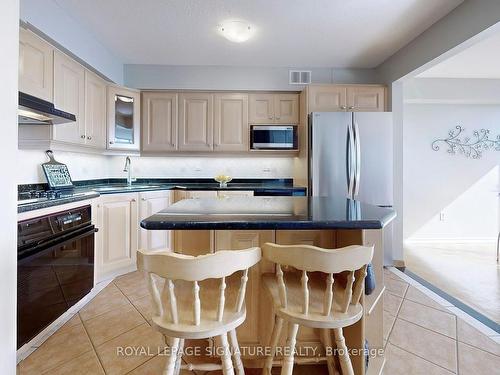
[289,70,312,85]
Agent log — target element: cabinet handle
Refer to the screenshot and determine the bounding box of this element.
[341,106,347,110]
[348,106,355,110]
[109,141,114,144]
[80,135,86,139]
[131,199,136,202]
[268,115,273,119]
[141,198,147,201]
[276,116,281,120]
[87,136,92,140]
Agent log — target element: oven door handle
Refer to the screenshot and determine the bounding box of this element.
[18,225,97,263]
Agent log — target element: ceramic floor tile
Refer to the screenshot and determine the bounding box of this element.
[404,286,450,312]
[114,271,150,302]
[132,294,154,323]
[383,311,397,343]
[63,314,82,328]
[83,303,147,346]
[389,318,457,372]
[18,321,93,374]
[127,354,194,374]
[384,292,403,316]
[95,323,165,375]
[384,343,454,375]
[457,342,500,374]
[79,283,131,321]
[385,277,409,298]
[456,318,500,356]
[398,299,456,338]
[44,350,105,375]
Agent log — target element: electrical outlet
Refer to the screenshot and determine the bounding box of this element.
[439,212,445,221]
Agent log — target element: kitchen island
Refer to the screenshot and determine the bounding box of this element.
[141,196,396,375]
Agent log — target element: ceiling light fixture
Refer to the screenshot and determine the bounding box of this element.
[218,20,254,43]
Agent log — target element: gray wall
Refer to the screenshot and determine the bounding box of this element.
[124,65,380,90]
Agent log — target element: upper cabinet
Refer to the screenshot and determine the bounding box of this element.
[107,85,141,151]
[213,93,249,152]
[142,92,178,152]
[19,28,54,102]
[84,70,107,149]
[53,50,86,144]
[307,85,386,112]
[249,93,299,124]
[178,92,213,151]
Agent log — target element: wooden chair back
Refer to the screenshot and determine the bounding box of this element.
[137,247,261,325]
[262,243,374,315]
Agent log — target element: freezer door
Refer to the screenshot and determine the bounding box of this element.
[310,112,351,197]
[353,112,393,206]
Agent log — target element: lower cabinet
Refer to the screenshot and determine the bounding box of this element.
[139,190,173,252]
[94,193,138,282]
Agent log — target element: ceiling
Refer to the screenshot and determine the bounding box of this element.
[418,31,500,78]
[54,0,463,68]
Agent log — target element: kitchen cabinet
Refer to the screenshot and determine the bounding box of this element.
[275,229,336,247]
[52,50,85,144]
[249,93,299,124]
[19,28,54,102]
[142,92,178,152]
[139,190,172,252]
[215,230,275,345]
[84,70,107,149]
[178,93,214,151]
[213,93,249,152]
[94,193,138,282]
[107,85,141,151]
[307,84,385,112]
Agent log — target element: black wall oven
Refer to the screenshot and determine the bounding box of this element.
[17,205,96,349]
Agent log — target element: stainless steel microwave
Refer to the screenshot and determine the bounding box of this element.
[250,125,298,150]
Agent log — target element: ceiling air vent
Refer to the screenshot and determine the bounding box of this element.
[289,70,312,85]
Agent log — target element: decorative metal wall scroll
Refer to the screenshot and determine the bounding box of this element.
[431,126,500,159]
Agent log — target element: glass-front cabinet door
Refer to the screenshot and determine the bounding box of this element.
[107,85,140,150]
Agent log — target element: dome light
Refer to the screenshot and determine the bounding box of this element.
[218,20,254,43]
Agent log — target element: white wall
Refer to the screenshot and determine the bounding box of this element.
[403,78,500,242]
[124,65,380,90]
[20,0,123,83]
[1,0,19,372]
[17,150,294,184]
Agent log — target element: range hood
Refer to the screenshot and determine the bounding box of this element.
[18,92,76,125]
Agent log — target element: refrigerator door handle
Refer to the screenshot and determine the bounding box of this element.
[346,122,355,199]
[353,120,361,196]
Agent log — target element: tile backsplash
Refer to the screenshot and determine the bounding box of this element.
[17,150,294,184]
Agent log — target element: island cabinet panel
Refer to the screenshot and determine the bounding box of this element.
[213,93,249,151]
[275,229,336,248]
[95,193,138,282]
[178,93,214,151]
[215,230,275,348]
[19,28,54,102]
[347,86,385,112]
[172,190,217,255]
[139,190,172,252]
[53,50,86,145]
[142,92,178,152]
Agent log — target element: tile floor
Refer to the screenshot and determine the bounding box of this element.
[17,268,500,374]
[404,242,500,324]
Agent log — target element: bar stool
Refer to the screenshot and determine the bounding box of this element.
[138,247,261,375]
[261,242,374,375]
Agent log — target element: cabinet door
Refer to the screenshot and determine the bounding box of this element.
[142,92,178,152]
[139,191,172,252]
[19,28,54,102]
[213,93,249,152]
[215,230,275,345]
[275,229,336,247]
[275,94,299,124]
[84,70,107,149]
[95,193,138,281]
[249,94,274,124]
[178,93,213,151]
[107,85,141,150]
[53,51,85,144]
[308,85,347,112]
[347,86,385,112]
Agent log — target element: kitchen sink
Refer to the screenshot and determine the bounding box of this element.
[92,184,162,192]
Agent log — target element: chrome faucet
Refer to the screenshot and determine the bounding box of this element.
[123,156,133,186]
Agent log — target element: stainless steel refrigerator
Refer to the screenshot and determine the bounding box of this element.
[309,111,394,263]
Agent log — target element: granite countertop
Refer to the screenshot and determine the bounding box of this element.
[141,196,397,230]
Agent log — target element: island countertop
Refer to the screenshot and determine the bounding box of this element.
[141,196,396,230]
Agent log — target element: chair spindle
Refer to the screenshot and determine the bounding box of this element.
[341,271,355,313]
[147,273,163,317]
[166,279,178,324]
[276,264,287,308]
[235,269,249,313]
[352,265,368,305]
[217,277,226,322]
[323,273,334,316]
[193,281,201,325]
[301,270,309,315]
